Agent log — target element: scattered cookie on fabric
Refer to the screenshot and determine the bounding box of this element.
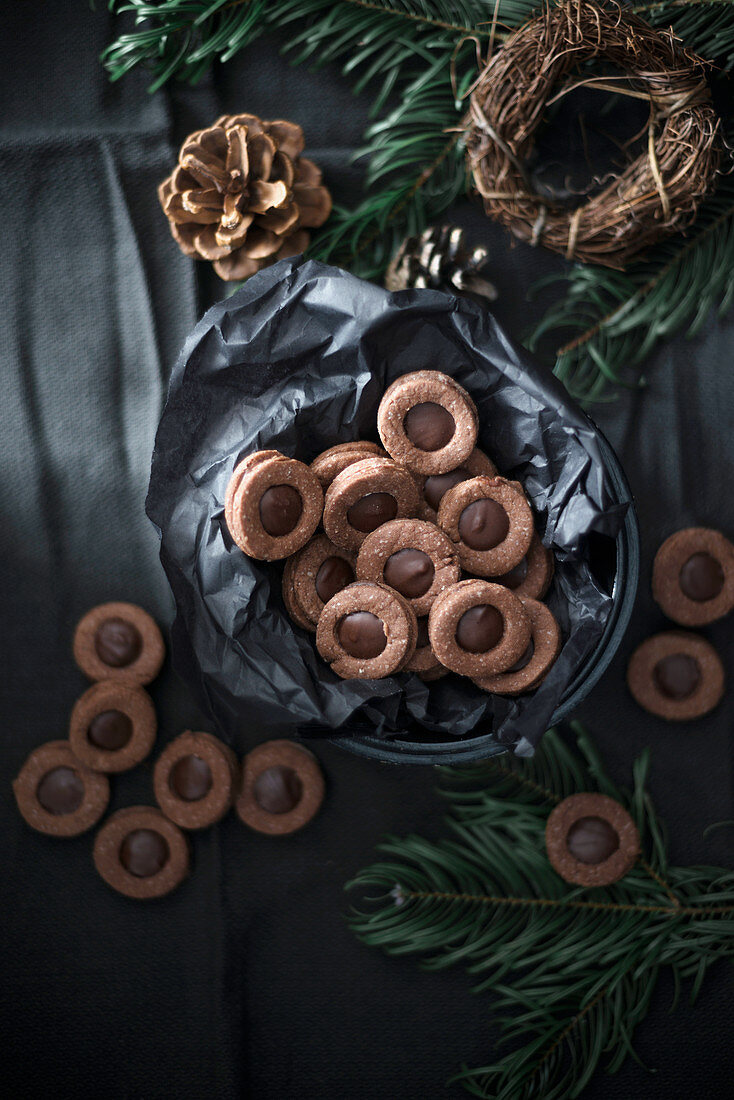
[545,793,640,888]
[377,370,478,475]
[323,456,420,552]
[428,578,530,678]
[282,555,318,632]
[310,441,387,489]
[13,741,110,838]
[73,602,165,685]
[225,450,324,560]
[289,534,356,625]
[438,475,534,577]
[316,581,417,679]
[626,630,725,721]
[93,806,189,899]
[236,739,325,836]
[652,527,734,626]
[153,731,239,830]
[405,617,448,681]
[474,597,560,695]
[356,518,460,617]
[69,681,157,773]
[414,446,498,520]
[489,531,554,599]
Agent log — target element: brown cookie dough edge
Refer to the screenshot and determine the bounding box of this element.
[73,602,165,685]
[626,631,725,721]
[236,740,325,835]
[69,681,157,772]
[154,731,239,829]
[545,793,640,888]
[93,806,190,899]
[13,740,110,837]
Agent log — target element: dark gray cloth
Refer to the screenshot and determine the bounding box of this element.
[1,4,732,1098]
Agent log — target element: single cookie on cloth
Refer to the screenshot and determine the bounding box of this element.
[288,534,356,625]
[13,741,110,837]
[93,806,189,899]
[546,793,640,888]
[415,446,498,521]
[474,598,561,695]
[627,631,725,721]
[236,740,325,836]
[428,578,531,678]
[316,581,417,679]
[323,456,420,553]
[225,450,324,560]
[652,527,734,626]
[310,441,387,489]
[73,602,165,685]
[153,731,239,830]
[282,555,318,632]
[377,370,478,475]
[405,617,448,681]
[489,531,554,599]
[69,681,157,772]
[438,476,534,576]
[356,518,460,616]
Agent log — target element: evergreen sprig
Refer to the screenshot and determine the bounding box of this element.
[103,0,734,399]
[347,722,734,1099]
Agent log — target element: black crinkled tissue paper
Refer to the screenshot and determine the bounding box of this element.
[147,257,628,755]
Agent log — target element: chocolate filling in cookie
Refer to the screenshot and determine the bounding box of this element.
[456,605,504,652]
[69,681,157,772]
[316,557,355,602]
[317,581,417,679]
[236,740,325,836]
[93,806,189,899]
[627,630,725,721]
[259,484,303,536]
[384,549,435,598]
[154,731,239,830]
[74,602,165,685]
[347,492,398,532]
[403,402,456,451]
[13,741,110,837]
[545,793,640,887]
[652,527,734,626]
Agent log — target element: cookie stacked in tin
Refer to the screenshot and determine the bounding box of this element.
[225,370,561,695]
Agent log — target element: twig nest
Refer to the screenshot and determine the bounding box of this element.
[465,0,721,269]
[546,793,640,887]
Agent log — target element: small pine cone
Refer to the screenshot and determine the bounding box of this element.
[385,226,497,303]
[158,114,332,280]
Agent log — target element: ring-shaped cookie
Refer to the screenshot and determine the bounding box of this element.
[356,518,460,617]
[489,531,554,599]
[474,597,561,694]
[316,581,418,679]
[414,446,498,521]
[626,631,725,721]
[310,441,387,489]
[428,578,530,677]
[69,681,157,772]
[224,449,282,536]
[73,602,165,685]
[545,793,640,888]
[228,452,324,560]
[438,476,533,575]
[236,739,325,836]
[93,806,190,899]
[13,741,110,837]
[282,555,318,632]
[652,527,734,626]
[290,534,357,623]
[377,370,478,475]
[323,456,420,553]
[154,731,239,830]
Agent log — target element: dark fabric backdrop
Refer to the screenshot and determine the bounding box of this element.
[1,4,732,1098]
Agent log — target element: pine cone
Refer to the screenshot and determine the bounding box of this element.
[385,226,497,303]
[158,114,332,280]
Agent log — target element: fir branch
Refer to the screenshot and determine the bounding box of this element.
[347,723,734,1098]
[530,177,734,402]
